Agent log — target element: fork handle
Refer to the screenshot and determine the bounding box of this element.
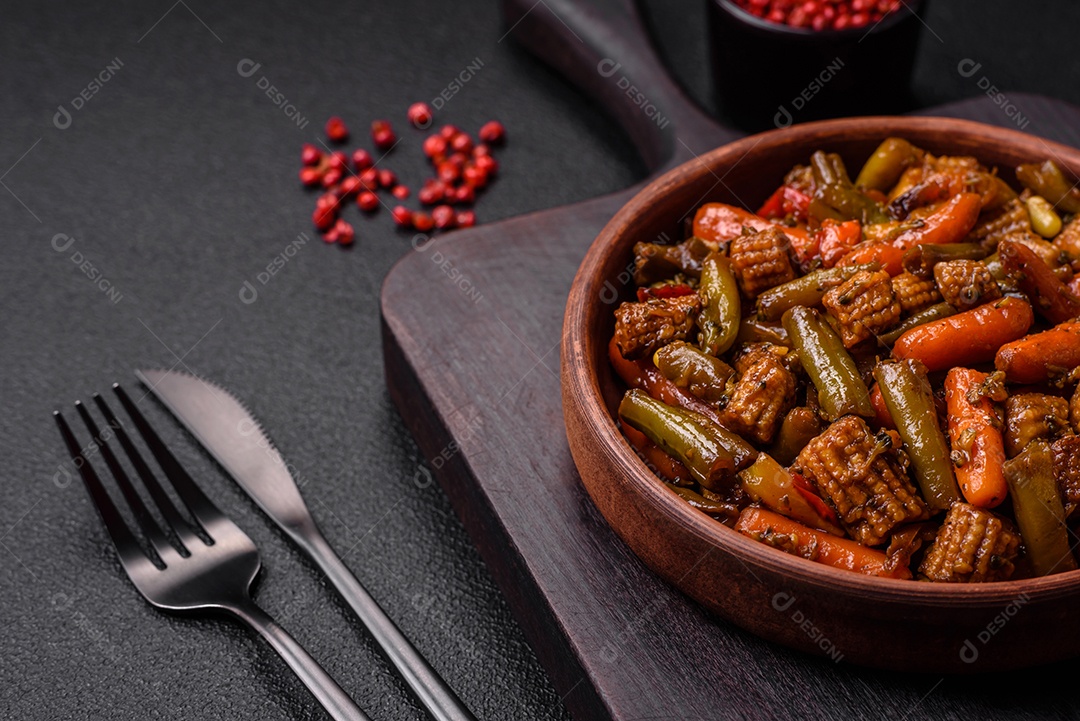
[229,600,372,721]
[301,529,479,721]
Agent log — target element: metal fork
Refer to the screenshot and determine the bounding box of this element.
[54,385,372,721]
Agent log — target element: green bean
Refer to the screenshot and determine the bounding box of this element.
[633,236,712,285]
[735,316,790,346]
[697,252,740,356]
[1016,159,1080,214]
[767,407,823,466]
[877,302,957,347]
[819,185,891,225]
[665,483,739,518]
[873,360,960,511]
[1003,441,1077,576]
[654,341,735,404]
[854,137,924,192]
[619,389,735,492]
[782,306,873,420]
[902,242,989,279]
[756,263,878,322]
[811,150,849,186]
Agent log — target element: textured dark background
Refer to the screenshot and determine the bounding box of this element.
[2,1,1078,719]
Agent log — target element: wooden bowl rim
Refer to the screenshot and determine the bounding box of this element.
[564,115,1080,605]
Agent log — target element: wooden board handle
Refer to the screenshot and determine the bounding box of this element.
[501,0,739,172]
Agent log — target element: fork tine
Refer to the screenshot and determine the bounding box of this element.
[55,410,146,568]
[74,400,183,564]
[112,384,226,538]
[92,393,205,549]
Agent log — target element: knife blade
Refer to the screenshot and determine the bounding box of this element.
[136,368,478,721]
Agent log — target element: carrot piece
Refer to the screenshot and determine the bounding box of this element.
[620,423,693,484]
[892,296,1034,372]
[735,507,910,579]
[995,321,1080,384]
[892,192,982,250]
[944,368,1007,508]
[999,238,1080,325]
[837,239,906,275]
[693,202,812,258]
[816,219,863,268]
[869,383,897,430]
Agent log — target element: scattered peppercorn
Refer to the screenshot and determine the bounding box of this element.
[352,148,374,170]
[413,211,434,232]
[371,120,397,150]
[334,219,355,246]
[325,117,349,143]
[478,121,506,145]
[392,205,413,227]
[357,191,379,213]
[301,144,322,166]
[432,204,456,229]
[407,102,434,129]
[300,110,506,244]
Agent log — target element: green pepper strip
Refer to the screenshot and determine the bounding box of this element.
[1016,159,1080,215]
[768,407,822,466]
[736,316,790,347]
[698,252,740,356]
[901,242,990,279]
[756,263,878,322]
[1003,441,1077,577]
[782,306,873,420]
[633,236,712,285]
[812,151,890,225]
[854,137,923,192]
[873,360,961,511]
[654,341,735,404]
[619,389,736,492]
[877,302,957,347]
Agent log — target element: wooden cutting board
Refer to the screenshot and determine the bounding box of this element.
[382,1,1080,717]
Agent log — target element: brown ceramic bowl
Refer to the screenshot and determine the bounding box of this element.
[562,116,1080,673]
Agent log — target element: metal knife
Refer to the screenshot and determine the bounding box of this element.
[136,369,478,721]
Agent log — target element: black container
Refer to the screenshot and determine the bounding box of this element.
[708,0,926,132]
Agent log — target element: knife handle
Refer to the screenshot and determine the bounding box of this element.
[301,528,479,721]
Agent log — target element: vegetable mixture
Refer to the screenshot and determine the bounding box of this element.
[611,137,1080,582]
